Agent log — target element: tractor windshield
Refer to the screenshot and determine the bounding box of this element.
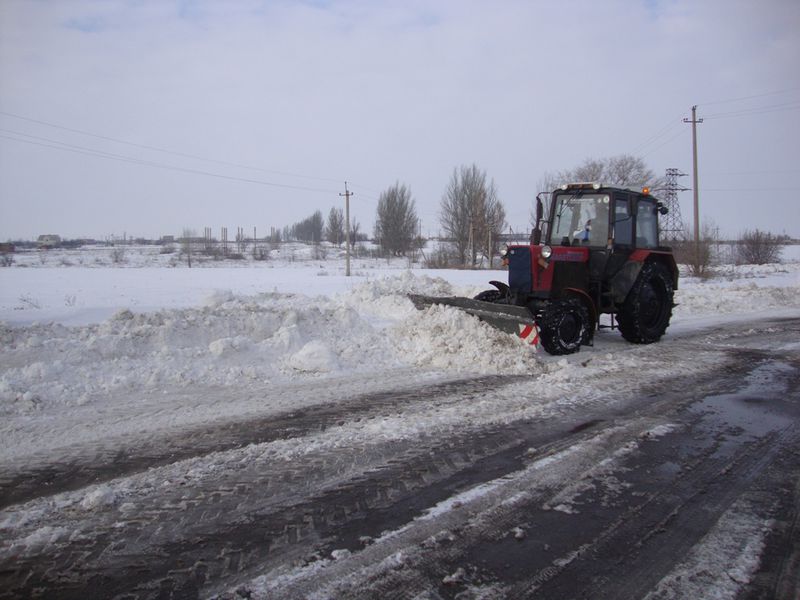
[550,192,611,246]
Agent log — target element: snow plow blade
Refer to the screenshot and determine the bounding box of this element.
[408,294,539,343]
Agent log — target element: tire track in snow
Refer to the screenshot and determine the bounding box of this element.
[0,374,527,509]
[0,408,599,599]
[275,399,798,600]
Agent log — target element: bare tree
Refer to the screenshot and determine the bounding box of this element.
[605,155,659,188]
[110,246,127,264]
[290,211,324,243]
[545,155,662,191]
[439,164,506,267]
[374,183,420,256]
[570,158,607,183]
[534,155,663,232]
[349,218,361,249]
[181,228,197,268]
[325,207,345,246]
[671,220,719,279]
[736,229,783,265]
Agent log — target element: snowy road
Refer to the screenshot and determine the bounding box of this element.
[1,315,798,600]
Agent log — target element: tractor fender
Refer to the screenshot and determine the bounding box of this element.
[488,280,511,295]
[562,287,597,335]
[610,261,644,304]
[629,250,679,290]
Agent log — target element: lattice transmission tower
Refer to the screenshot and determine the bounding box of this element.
[658,168,689,241]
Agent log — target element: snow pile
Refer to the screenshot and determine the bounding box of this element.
[0,274,541,416]
[0,293,379,412]
[393,304,540,374]
[675,280,800,316]
[289,340,341,373]
[340,270,455,320]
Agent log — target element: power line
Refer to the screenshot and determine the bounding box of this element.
[640,127,688,159]
[0,132,341,194]
[702,187,798,192]
[0,109,344,185]
[1,127,165,164]
[697,86,800,107]
[629,113,686,156]
[703,100,800,120]
[702,169,800,176]
[347,182,382,196]
[629,86,800,158]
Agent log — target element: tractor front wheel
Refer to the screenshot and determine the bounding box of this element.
[538,298,590,355]
[617,262,674,344]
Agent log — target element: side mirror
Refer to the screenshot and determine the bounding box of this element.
[532,194,544,245]
[657,201,669,215]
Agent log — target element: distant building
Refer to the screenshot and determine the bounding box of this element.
[160,235,175,244]
[0,243,15,254]
[37,234,61,248]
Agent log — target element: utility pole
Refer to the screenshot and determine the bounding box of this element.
[683,105,703,268]
[467,219,474,268]
[340,182,353,276]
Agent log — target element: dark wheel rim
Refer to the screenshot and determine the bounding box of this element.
[639,280,666,329]
[558,313,581,344]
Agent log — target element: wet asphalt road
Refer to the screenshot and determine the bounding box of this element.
[0,317,798,599]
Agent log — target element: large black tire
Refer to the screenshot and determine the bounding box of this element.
[617,262,674,344]
[474,289,503,302]
[538,298,590,355]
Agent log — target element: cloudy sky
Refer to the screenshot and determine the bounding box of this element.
[1,0,799,241]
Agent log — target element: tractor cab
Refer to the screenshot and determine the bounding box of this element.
[542,182,666,251]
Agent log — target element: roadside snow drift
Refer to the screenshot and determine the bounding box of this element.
[0,274,542,419]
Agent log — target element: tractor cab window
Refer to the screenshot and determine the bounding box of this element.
[636,200,659,248]
[550,193,610,246]
[613,197,633,246]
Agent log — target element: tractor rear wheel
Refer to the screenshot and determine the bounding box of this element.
[538,298,590,355]
[618,262,674,344]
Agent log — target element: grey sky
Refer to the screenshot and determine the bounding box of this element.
[1,0,799,241]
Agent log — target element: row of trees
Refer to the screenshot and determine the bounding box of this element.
[283,164,508,267]
[371,165,508,266]
[282,155,661,267]
[274,154,786,270]
[285,209,363,247]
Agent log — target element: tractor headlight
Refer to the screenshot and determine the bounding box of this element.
[541,245,552,259]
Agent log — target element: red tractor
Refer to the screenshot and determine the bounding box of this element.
[412,183,678,355]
